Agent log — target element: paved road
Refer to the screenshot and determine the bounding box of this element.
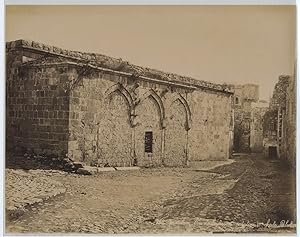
[6,153,296,234]
[143,154,296,234]
[6,169,66,220]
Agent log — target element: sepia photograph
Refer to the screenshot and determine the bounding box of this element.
[4,4,297,234]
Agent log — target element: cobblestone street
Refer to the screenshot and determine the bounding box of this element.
[6,169,66,221]
[5,154,296,234]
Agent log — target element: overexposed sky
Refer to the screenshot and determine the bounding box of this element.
[6,5,296,100]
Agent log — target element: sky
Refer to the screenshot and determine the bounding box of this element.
[6,5,296,100]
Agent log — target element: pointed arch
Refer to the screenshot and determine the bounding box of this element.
[139,89,166,128]
[171,93,192,131]
[104,83,135,127]
[104,83,134,109]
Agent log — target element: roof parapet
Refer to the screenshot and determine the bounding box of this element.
[7,39,234,94]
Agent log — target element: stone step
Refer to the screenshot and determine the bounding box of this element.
[115,167,140,171]
[97,167,116,172]
[76,166,140,175]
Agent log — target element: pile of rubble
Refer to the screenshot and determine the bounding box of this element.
[25,153,87,173]
[7,152,140,175]
[6,152,85,174]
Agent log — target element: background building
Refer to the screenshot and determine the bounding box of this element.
[250,101,269,152]
[231,83,269,154]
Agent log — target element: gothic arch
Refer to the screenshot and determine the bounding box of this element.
[104,83,134,109]
[104,83,134,116]
[170,93,192,131]
[139,89,166,128]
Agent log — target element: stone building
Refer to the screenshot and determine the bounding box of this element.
[232,83,268,153]
[264,75,295,159]
[285,72,296,167]
[249,101,269,152]
[262,109,279,158]
[263,74,296,166]
[6,39,233,167]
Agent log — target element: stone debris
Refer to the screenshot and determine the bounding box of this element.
[7,153,79,173]
[76,167,93,175]
[11,152,144,176]
[73,162,84,169]
[7,152,113,176]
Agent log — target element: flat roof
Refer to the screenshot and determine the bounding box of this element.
[7,39,233,94]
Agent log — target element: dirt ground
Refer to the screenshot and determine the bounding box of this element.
[5,153,296,234]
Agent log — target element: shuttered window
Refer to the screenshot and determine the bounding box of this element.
[144,131,153,153]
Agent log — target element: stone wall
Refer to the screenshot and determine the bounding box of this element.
[6,39,233,167]
[262,109,278,157]
[232,84,269,154]
[250,105,268,152]
[232,84,260,153]
[67,69,232,167]
[164,99,188,166]
[285,74,296,167]
[188,90,232,161]
[261,74,296,166]
[6,52,72,156]
[269,75,290,109]
[262,75,292,161]
[233,99,252,152]
[233,84,259,103]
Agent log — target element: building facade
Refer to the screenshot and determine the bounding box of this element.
[262,75,289,159]
[232,84,267,153]
[250,101,269,153]
[6,40,233,167]
[285,72,296,167]
[263,74,296,166]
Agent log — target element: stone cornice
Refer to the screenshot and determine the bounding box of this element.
[7,39,234,95]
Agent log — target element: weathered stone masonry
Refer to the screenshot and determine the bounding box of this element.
[6,39,233,167]
[262,74,296,167]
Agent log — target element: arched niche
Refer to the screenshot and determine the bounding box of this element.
[104,83,135,126]
[138,89,166,129]
[170,93,192,131]
[105,83,134,110]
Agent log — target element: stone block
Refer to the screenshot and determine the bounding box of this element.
[76,168,92,175]
[96,167,115,172]
[115,167,140,171]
